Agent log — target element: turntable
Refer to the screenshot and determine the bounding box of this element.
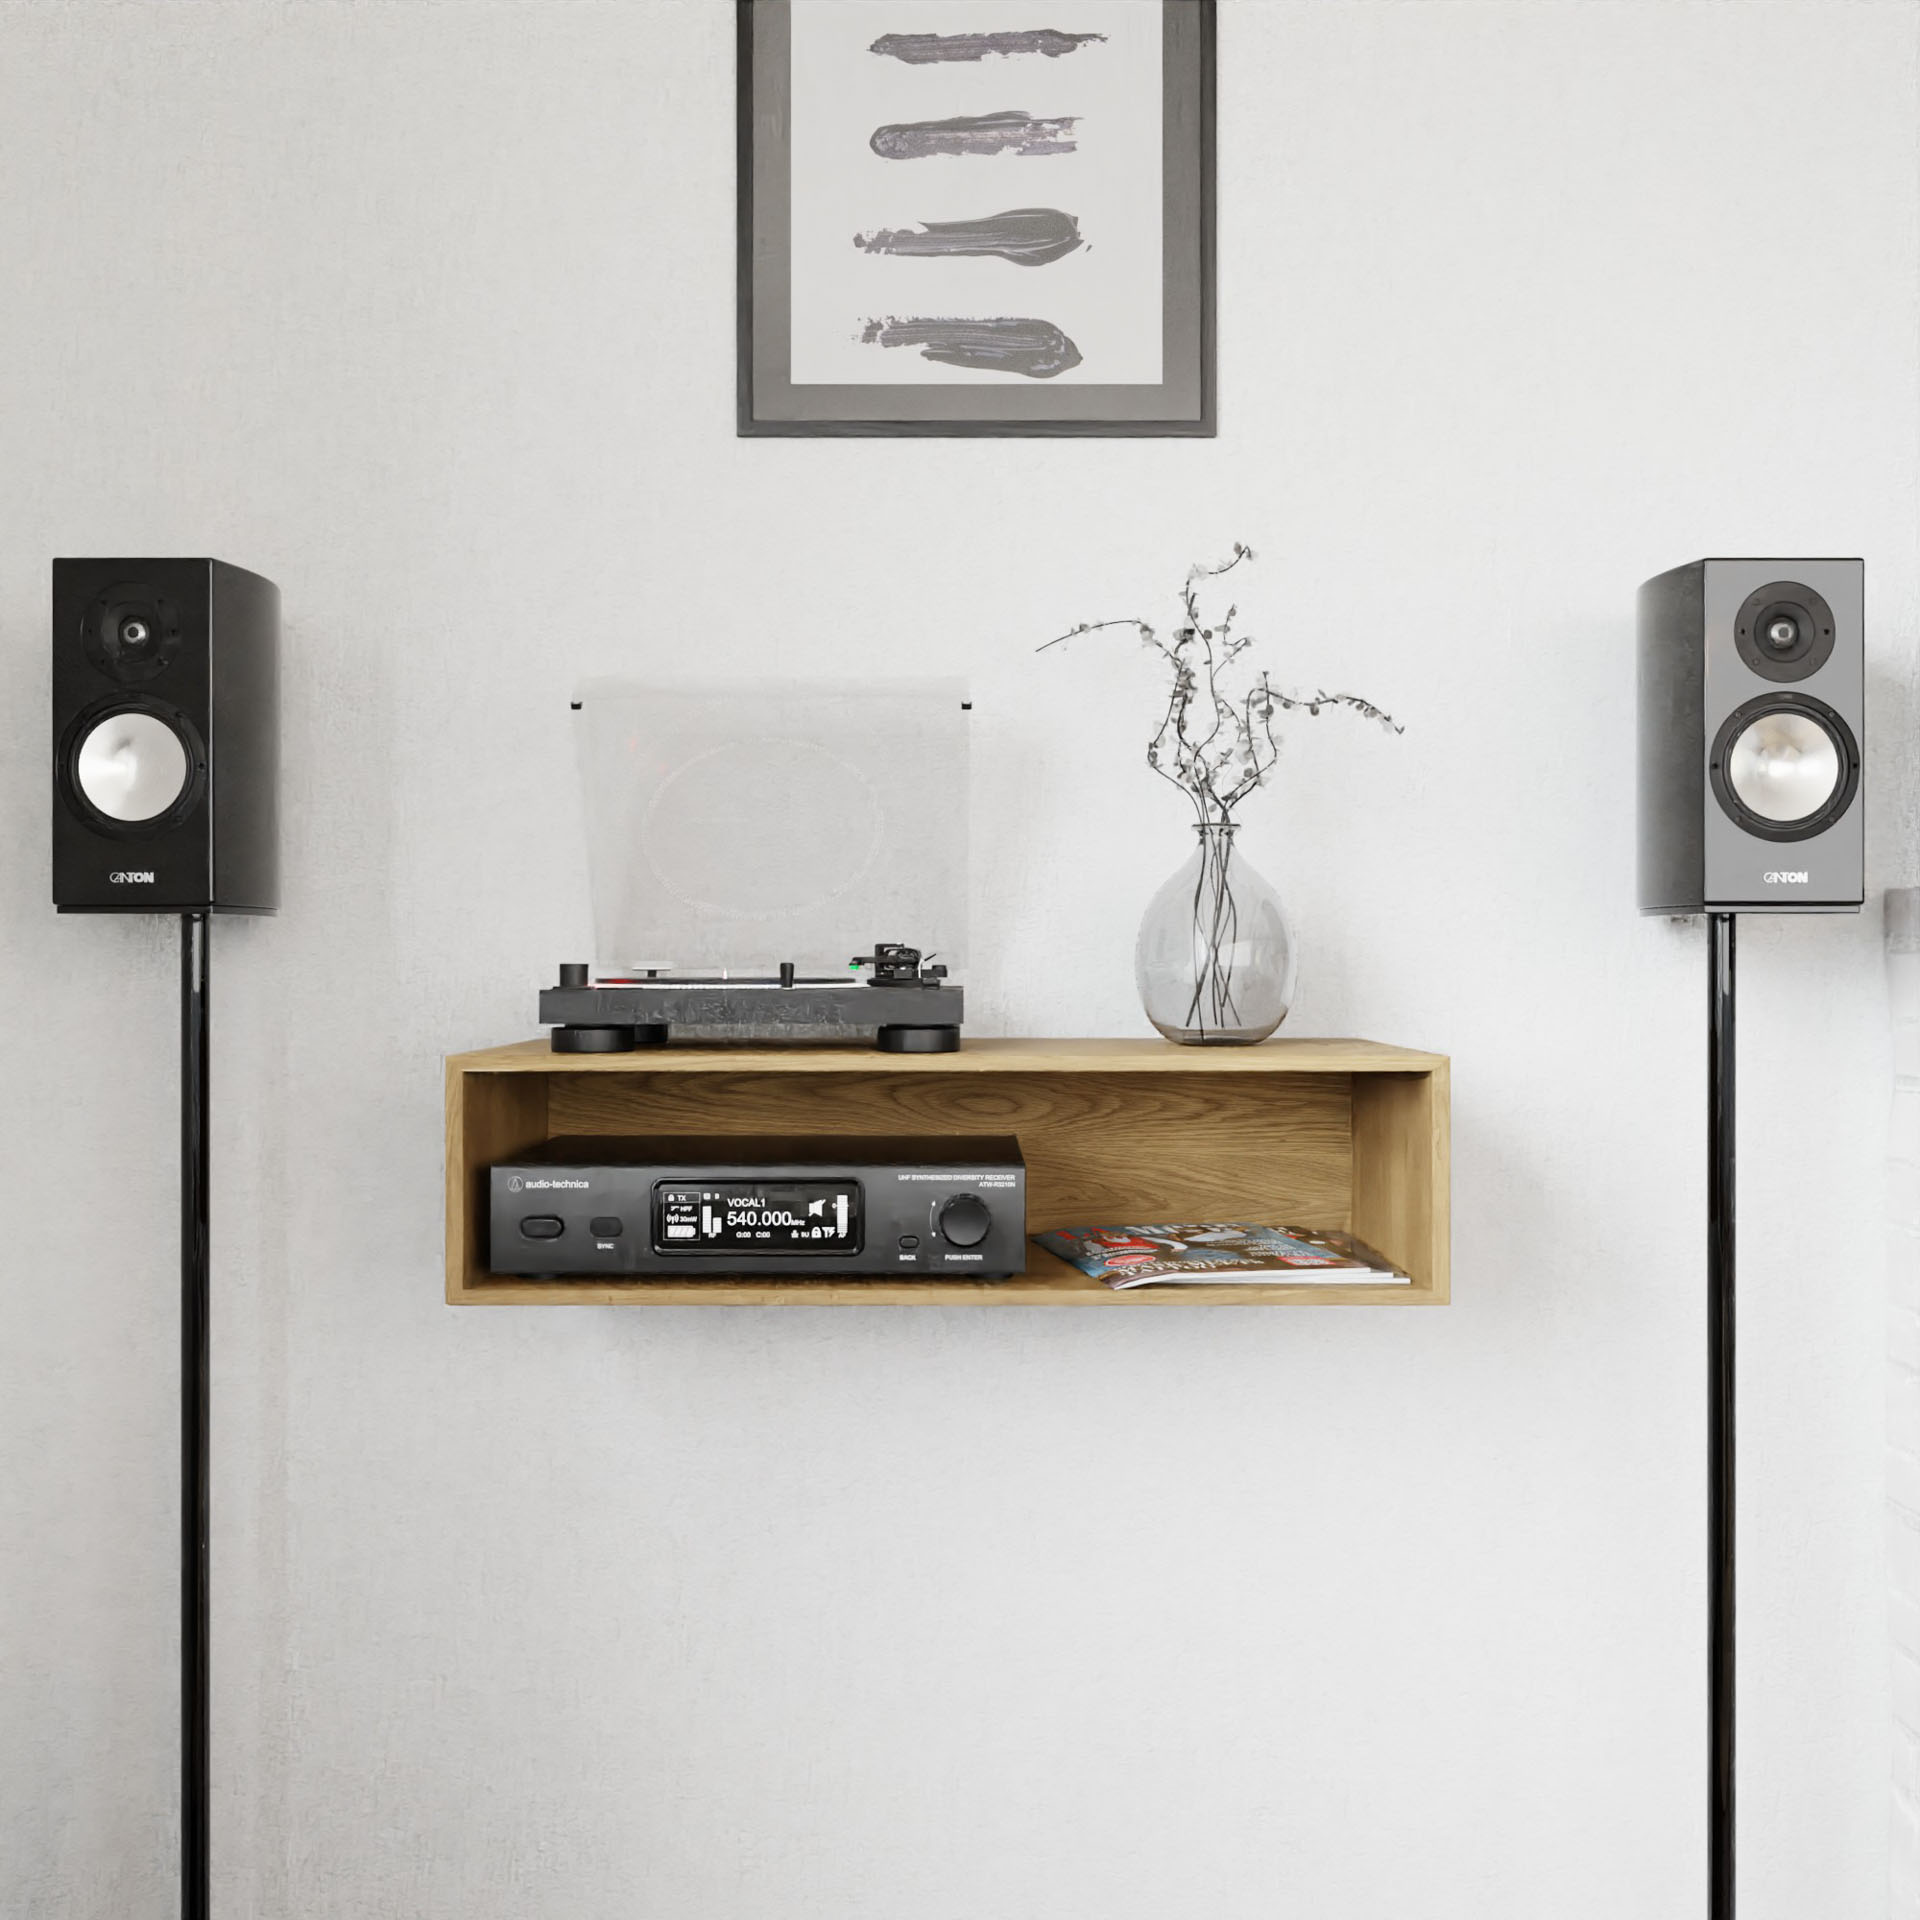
[557,679,970,1053]
[540,942,964,1052]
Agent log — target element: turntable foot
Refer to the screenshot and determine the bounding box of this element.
[878,1025,961,1054]
[551,1024,670,1053]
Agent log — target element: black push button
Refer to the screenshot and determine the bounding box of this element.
[519,1215,565,1239]
[589,1216,624,1238]
[898,1234,920,1250]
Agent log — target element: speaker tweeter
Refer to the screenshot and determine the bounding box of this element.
[1732,580,1835,682]
[83,583,184,683]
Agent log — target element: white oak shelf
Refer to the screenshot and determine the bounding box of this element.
[444,1037,1450,1305]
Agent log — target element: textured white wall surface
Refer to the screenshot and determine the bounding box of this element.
[2,3,1917,1916]
[1888,895,1920,1915]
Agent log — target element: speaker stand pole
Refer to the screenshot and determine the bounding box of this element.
[1708,910,1735,1920]
[181,912,211,1920]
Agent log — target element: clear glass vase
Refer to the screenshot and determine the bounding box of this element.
[1135,822,1296,1045]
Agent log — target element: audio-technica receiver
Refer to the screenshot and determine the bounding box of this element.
[488,1136,1025,1280]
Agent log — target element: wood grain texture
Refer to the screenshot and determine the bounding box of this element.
[445,1038,1451,1307]
[445,1065,547,1303]
[1350,1064,1451,1302]
[549,1070,1352,1229]
[455,1241,1432,1307]
[453,1036,1446,1075]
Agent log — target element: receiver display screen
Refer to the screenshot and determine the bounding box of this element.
[653,1181,862,1255]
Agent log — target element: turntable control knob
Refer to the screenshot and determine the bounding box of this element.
[937,1194,993,1249]
[559,962,589,988]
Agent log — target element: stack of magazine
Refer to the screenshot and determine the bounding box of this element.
[1032,1222,1410,1289]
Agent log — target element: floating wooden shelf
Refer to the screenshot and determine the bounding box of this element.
[444,1037,1449,1305]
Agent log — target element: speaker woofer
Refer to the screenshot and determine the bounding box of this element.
[1709,693,1858,842]
[60,701,206,834]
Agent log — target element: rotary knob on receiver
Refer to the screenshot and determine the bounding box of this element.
[936,1194,993,1248]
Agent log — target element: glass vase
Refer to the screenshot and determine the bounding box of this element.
[1135,822,1296,1045]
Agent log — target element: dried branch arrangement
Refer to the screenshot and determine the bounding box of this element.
[1039,543,1401,826]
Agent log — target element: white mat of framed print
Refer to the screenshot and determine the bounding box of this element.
[738,0,1214,436]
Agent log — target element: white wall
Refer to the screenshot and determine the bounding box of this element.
[1887,895,1920,1913]
[2,3,1915,1916]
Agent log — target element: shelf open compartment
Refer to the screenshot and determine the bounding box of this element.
[444,1038,1449,1305]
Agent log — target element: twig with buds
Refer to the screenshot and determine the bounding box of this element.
[1039,544,1402,826]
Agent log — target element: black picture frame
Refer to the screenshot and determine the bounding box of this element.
[737,0,1216,437]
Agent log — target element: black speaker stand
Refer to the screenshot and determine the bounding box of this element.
[180,912,211,1920]
[1707,911,1735,1920]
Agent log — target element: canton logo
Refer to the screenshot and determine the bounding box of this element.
[1764,870,1810,884]
[109,871,156,884]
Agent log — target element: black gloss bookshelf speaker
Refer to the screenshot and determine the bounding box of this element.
[1637,557,1863,914]
[51,558,279,913]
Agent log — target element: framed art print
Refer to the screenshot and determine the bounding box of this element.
[737,0,1215,436]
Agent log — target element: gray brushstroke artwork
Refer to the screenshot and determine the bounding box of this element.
[869,29,1106,64]
[870,110,1077,161]
[858,316,1084,379]
[854,208,1084,268]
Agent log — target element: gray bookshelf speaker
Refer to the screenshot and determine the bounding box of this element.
[1637,558,1863,914]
